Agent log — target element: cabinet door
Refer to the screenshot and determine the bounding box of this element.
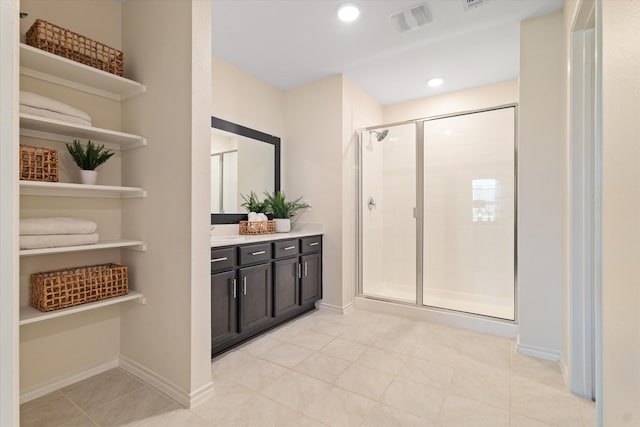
[273,257,299,317]
[239,263,273,332]
[300,252,322,305]
[211,270,238,346]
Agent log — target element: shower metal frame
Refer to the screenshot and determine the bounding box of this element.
[356,103,519,323]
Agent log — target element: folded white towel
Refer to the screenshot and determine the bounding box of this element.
[248,212,268,222]
[20,105,92,127]
[20,233,99,250]
[20,91,92,122]
[20,217,98,236]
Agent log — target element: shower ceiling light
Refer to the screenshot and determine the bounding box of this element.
[338,3,360,22]
[427,77,444,87]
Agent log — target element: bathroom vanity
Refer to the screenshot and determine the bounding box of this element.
[210,233,322,356]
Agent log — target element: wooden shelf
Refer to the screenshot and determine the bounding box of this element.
[19,240,146,257]
[20,114,146,149]
[20,181,146,198]
[19,291,144,326]
[20,43,146,101]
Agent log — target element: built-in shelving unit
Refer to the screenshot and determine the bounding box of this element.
[19,291,144,326]
[19,240,146,257]
[20,43,146,101]
[20,114,146,149]
[20,181,147,198]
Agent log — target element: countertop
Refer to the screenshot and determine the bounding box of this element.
[210,223,323,248]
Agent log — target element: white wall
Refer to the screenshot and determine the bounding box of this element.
[601,1,640,424]
[518,11,565,358]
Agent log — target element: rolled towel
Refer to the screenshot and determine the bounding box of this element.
[20,233,99,250]
[20,217,98,236]
[20,105,92,127]
[20,91,92,123]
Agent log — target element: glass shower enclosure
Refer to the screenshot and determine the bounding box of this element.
[359,106,516,320]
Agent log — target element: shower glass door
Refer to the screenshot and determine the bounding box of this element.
[422,107,515,320]
[361,123,417,303]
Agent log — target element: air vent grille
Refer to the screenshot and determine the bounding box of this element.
[462,0,489,11]
[390,3,433,33]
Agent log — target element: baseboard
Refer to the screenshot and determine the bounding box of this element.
[119,355,214,408]
[516,338,561,361]
[20,359,119,404]
[317,301,354,315]
[559,353,570,388]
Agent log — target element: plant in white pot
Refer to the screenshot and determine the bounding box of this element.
[65,139,114,185]
[264,191,310,233]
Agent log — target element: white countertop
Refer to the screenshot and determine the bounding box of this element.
[211,223,323,248]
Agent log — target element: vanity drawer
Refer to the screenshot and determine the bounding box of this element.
[273,239,300,259]
[301,236,322,254]
[211,247,236,273]
[239,243,272,265]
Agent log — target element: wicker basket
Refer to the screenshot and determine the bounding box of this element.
[31,263,128,312]
[239,220,276,235]
[20,144,59,182]
[26,19,124,76]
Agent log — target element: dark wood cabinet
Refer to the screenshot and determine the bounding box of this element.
[210,235,322,357]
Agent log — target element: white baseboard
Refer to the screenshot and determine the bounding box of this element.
[516,339,561,361]
[119,355,214,408]
[559,354,570,388]
[317,301,354,315]
[20,359,119,404]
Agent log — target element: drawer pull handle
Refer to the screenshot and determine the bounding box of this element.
[233,278,237,299]
[304,261,308,277]
[284,246,296,250]
[243,276,247,295]
[309,242,319,246]
[211,257,228,262]
[297,263,301,279]
[251,250,266,256]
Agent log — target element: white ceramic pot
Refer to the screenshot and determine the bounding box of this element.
[79,170,98,185]
[274,218,291,233]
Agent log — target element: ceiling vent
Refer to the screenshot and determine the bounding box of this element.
[462,0,489,11]
[390,3,433,33]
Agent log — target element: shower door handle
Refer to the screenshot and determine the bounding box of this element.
[368,196,376,211]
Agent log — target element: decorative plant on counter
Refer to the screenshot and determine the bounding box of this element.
[65,139,114,185]
[264,191,310,233]
[240,191,269,214]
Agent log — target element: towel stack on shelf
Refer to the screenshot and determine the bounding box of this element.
[20,91,93,127]
[20,217,99,250]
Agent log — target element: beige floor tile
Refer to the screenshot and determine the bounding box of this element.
[356,347,409,375]
[462,334,513,371]
[86,386,181,427]
[333,363,395,400]
[281,414,328,426]
[398,356,454,389]
[303,385,377,427]
[511,378,583,426]
[321,337,368,361]
[215,394,299,427]
[261,341,314,367]
[20,392,84,427]
[411,340,462,367]
[237,334,286,358]
[340,324,384,345]
[260,370,330,412]
[509,413,556,426]
[220,357,288,391]
[361,404,434,427]
[511,351,566,390]
[382,376,445,421]
[373,329,417,356]
[61,368,145,411]
[279,329,335,351]
[437,395,509,427]
[578,397,597,426]
[191,378,254,424]
[269,323,309,341]
[447,357,510,410]
[294,351,351,382]
[211,350,257,380]
[136,408,210,427]
[309,319,352,337]
[59,415,98,427]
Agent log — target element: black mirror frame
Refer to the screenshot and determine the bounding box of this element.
[210,116,281,224]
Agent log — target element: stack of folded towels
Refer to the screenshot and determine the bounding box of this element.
[20,91,93,127]
[20,217,99,250]
[248,212,268,222]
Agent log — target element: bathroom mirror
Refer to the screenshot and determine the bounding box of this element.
[210,116,281,224]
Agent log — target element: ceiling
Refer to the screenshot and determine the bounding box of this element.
[211,0,563,105]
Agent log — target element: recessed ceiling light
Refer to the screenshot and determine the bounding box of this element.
[427,77,443,87]
[337,3,360,22]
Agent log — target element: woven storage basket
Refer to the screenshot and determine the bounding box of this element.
[26,19,124,76]
[31,263,128,312]
[239,220,276,235]
[20,144,59,182]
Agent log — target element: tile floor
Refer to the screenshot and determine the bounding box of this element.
[21,309,596,426]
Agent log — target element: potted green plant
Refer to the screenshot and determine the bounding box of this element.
[240,191,269,214]
[264,191,310,233]
[66,139,114,185]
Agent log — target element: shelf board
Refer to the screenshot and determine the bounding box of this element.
[20,181,146,198]
[20,43,146,101]
[20,239,146,257]
[20,114,146,149]
[19,291,144,326]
